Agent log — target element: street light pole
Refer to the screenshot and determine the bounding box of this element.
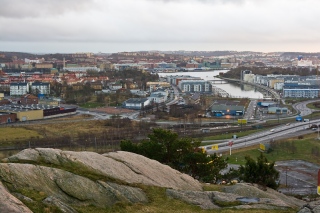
[286,167,288,187]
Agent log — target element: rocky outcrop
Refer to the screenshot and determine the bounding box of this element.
[6,148,202,191]
[166,183,306,210]
[104,151,201,190]
[0,181,33,213]
[223,183,305,208]
[166,189,220,210]
[42,196,77,213]
[297,202,320,213]
[0,163,148,209]
[0,148,308,212]
[0,148,202,211]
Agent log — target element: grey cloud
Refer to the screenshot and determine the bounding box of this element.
[150,0,246,4]
[0,0,95,18]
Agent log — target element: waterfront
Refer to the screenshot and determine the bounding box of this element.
[159,70,263,99]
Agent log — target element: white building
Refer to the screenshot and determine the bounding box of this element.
[24,58,44,64]
[292,60,314,67]
[178,80,212,93]
[148,93,166,103]
[274,82,284,90]
[109,84,122,91]
[147,90,168,103]
[122,98,150,109]
[113,63,143,71]
[63,67,100,72]
[243,73,255,83]
[31,82,50,95]
[10,83,29,96]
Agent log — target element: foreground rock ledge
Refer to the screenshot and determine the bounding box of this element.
[5,148,202,191]
[0,148,309,212]
[0,181,33,213]
[167,183,306,210]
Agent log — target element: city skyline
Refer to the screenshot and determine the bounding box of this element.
[1,0,320,53]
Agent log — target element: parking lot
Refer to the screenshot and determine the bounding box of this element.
[275,160,320,195]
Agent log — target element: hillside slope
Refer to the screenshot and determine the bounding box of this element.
[0,148,307,213]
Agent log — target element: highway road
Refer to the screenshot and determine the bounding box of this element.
[243,99,257,120]
[292,99,320,116]
[202,119,320,155]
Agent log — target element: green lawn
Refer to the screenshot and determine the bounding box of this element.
[226,133,320,165]
[202,129,263,142]
[306,102,320,110]
[302,112,320,120]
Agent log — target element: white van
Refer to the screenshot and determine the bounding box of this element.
[304,119,309,122]
[270,129,274,132]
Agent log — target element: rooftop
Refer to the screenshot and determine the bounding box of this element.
[0,104,72,112]
[125,98,148,104]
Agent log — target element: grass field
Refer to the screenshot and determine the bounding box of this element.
[202,129,263,142]
[0,127,43,145]
[1,110,320,167]
[307,102,320,110]
[226,132,320,165]
[24,120,108,138]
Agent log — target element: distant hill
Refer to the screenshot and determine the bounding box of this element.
[281,52,320,58]
[0,51,36,60]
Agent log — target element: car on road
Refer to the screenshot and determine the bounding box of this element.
[286,123,291,126]
[270,129,275,132]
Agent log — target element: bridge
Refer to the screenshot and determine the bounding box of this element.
[220,77,281,101]
[209,79,228,84]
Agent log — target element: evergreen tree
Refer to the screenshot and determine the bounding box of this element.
[120,128,227,183]
[238,153,279,189]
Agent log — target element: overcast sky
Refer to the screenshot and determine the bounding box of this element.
[1,0,319,53]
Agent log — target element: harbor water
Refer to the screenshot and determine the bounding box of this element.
[159,70,263,99]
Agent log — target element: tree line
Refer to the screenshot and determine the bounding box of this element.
[224,66,318,79]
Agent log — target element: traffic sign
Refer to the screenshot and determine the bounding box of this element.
[211,145,218,150]
[238,119,247,124]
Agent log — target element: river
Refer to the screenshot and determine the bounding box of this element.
[159,70,263,99]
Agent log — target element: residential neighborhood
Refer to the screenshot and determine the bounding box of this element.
[0,51,320,124]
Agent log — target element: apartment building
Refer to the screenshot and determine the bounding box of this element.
[165,75,201,85]
[283,84,320,98]
[186,60,199,69]
[10,83,29,96]
[35,63,53,69]
[178,80,212,93]
[31,82,50,95]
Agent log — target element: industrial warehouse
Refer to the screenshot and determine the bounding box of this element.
[0,104,76,123]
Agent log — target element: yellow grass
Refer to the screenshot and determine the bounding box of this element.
[25,120,109,138]
[0,127,42,143]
